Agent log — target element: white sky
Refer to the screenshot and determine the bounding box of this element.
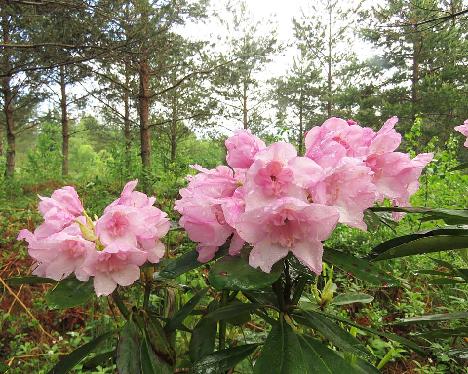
[41,0,379,136]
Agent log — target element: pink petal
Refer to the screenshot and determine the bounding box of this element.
[94,273,117,296]
[249,240,288,273]
[111,265,141,287]
[228,233,245,256]
[292,240,323,275]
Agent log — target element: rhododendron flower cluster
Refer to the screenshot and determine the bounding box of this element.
[454,120,468,147]
[176,118,433,274]
[18,181,169,296]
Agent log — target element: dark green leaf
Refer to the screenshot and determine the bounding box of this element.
[371,235,468,261]
[369,207,468,225]
[208,256,281,291]
[82,350,114,370]
[394,311,468,324]
[45,278,94,309]
[189,318,217,363]
[298,335,377,374]
[158,243,229,279]
[224,299,253,326]
[253,318,306,374]
[205,302,259,322]
[305,310,426,355]
[0,362,8,374]
[145,318,175,366]
[331,293,374,306]
[447,348,468,359]
[139,336,172,374]
[6,276,55,286]
[293,311,370,358]
[368,227,468,261]
[323,248,399,286]
[449,162,468,172]
[117,321,141,374]
[47,332,112,374]
[412,326,468,339]
[192,344,259,374]
[165,288,207,332]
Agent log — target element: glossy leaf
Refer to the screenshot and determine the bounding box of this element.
[48,332,112,374]
[331,293,374,306]
[447,348,468,359]
[6,276,55,286]
[394,311,468,324]
[253,318,306,374]
[293,311,370,358]
[82,350,114,370]
[208,256,281,291]
[189,318,217,363]
[304,310,426,355]
[139,335,172,374]
[449,162,468,171]
[145,317,175,367]
[372,235,468,261]
[369,206,468,224]
[368,227,468,261]
[323,248,399,286]
[158,243,229,279]
[45,278,94,309]
[298,335,377,374]
[192,344,259,374]
[165,288,208,332]
[205,302,259,322]
[117,320,141,374]
[412,326,468,339]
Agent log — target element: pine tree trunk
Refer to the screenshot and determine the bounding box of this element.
[242,80,248,129]
[170,90,178,164]
[124,61,131,170]
[0,120,3,156]
[138,56,151,193]
[59,66,69,177]
[410,26,420,125]
[2,11,15,177]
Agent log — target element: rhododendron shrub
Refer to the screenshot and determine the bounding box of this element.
[18,181,169,296]
[454,119,468,147]
[176,119,433,274]
[15,118,461,374]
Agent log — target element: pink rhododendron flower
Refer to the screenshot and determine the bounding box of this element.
[243,142,322,209]
[18,221,93,281]
[225,130,266,168]
[84,243,147,296]
[106,180,156,210]
[305,117,374,168]
[236,197,339,273]
[97,181,170,264]
[368,116,401,155]
[367,152,433,207]
[34,186,84,239]
[96,205,146,246]
[174,116,433,274]
[18,180,169,296]
[454,120,468,147]
[175,165,243,261]
[311,157,376,230]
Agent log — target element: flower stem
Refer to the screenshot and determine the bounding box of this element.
[111,290,130,319]
[218,290,228,350]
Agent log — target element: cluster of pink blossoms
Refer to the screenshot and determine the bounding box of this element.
[18,181,169,296]
[455,120,468,147]
[176,117,433,274]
